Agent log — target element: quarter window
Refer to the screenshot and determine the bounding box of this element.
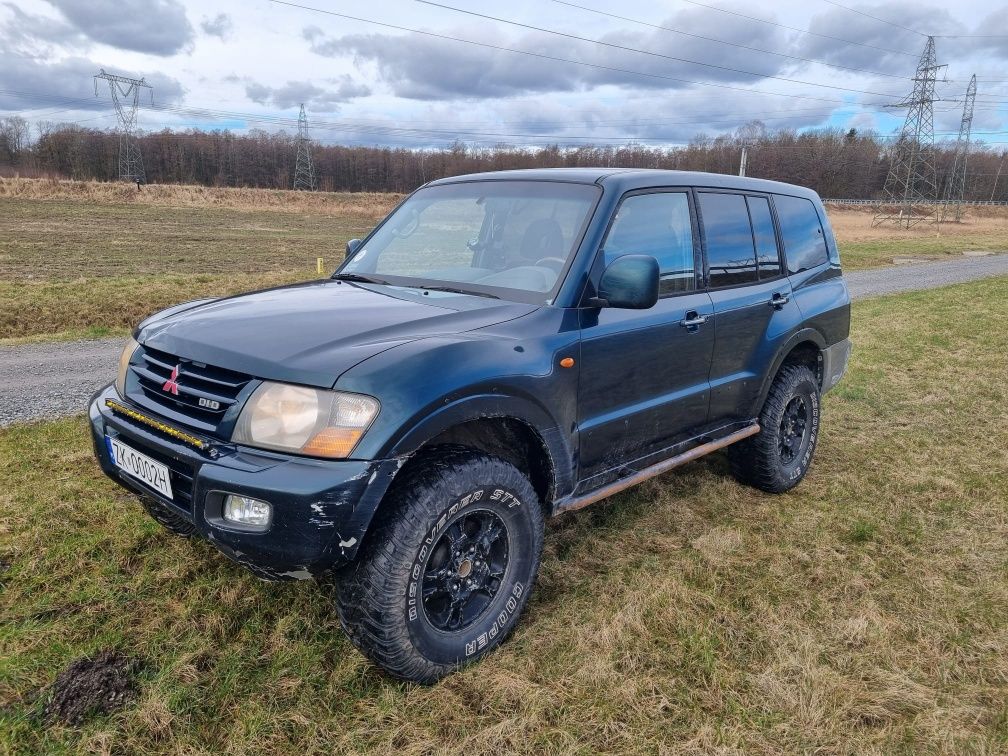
[746,196,782,279]
[698,192,758,287]
[775,194,829,274]
[602,192,695,294]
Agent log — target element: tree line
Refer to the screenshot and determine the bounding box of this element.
[1,115,1005,200]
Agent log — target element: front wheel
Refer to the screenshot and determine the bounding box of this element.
[326,448,544,683]
[729,364,821,493]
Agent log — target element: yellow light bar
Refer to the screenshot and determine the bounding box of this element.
[105,399,208,450]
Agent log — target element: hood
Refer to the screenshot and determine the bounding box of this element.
[137,280,536,388]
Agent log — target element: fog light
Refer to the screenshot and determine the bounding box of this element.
[223,495,272,528]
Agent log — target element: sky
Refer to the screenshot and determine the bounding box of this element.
[2,0,1007,148]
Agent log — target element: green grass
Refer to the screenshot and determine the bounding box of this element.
[1,276,1006,753]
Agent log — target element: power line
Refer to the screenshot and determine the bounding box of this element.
[818,0,928,37]
[269,0,895,107]
[676,0,917,56]
[415,0,906,98]
[549,0,908,80]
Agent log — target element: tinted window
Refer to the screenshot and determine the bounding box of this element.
[698,192,757,287]
[746,196,782,279]
[602,192,695,294]
[775,194,829,274]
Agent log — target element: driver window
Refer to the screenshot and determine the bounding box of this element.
[602,192,695,294]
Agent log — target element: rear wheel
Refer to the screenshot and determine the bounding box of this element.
[729,364,821,493]
[326,447,544,683]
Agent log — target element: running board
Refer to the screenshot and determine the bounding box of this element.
[554,423,761,515]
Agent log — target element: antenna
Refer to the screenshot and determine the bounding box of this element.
[872,37,946,228]
[293,104,318,191]
[940,74,977,223]
[94,69,153,184]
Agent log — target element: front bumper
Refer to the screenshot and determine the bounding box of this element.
[89,385,401,580]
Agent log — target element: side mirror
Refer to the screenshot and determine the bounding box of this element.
[346,238,361,257]
[593,254,659,309]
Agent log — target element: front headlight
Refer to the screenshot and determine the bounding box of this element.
[232,382,379,459]
[115,337,140,397]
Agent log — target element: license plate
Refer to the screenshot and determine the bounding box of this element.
[106,436,173,500]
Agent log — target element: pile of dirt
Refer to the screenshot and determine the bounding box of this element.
[44,650,140,726]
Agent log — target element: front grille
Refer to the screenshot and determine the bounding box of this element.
[129,346,253,434]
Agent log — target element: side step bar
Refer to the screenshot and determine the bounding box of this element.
[555,423,761,515]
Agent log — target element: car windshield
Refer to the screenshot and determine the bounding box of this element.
[338,180,600,302]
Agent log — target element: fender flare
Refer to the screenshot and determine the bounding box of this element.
[751,328,827,416]
[385,392,572,494]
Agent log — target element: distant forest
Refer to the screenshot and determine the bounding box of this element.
[1,116,1005,200]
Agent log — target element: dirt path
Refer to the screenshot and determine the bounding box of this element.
[2,253,1007,427]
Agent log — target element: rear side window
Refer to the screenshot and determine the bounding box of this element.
[746,196,782,279]
[775,194,829,274]
[602,192,695,294]
[698,192,758,288]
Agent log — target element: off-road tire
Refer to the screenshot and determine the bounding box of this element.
[326,447,545,683]
[729,364,821,493]
[137,494,196,537]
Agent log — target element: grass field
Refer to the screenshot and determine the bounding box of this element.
[1,276,1006,753]
[1,177,1007,341]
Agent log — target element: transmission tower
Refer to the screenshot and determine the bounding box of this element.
[293,104,317,191]
[873,37,946,228]
[94,69,152,184]
[940,74,977,223]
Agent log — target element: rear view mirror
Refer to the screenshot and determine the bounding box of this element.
[593,255,659,309]
[346,239,361,257]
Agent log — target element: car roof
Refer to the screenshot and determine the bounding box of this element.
[426,167,820,199]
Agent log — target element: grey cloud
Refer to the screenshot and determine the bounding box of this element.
[245,77,370,111]
[44,0,193,56]
[0,3,88,49]
[303,5,792,101]
[0,51,184,114]
[200,13,232,40]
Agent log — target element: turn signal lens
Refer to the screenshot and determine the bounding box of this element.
[301,427,363,458]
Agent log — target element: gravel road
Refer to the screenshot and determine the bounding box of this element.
[2,252,1007,427]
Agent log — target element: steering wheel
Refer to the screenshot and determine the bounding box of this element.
[535,257,566,273]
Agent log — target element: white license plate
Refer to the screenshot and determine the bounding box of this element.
[106,436,173,500]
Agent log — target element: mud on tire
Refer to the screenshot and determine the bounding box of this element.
[325,447,545,683]
[136,494,196,537]
[729,364,821,494]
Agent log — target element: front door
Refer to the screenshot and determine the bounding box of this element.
[577,190,716,488]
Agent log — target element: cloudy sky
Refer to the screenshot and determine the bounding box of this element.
[2,0,1006,147]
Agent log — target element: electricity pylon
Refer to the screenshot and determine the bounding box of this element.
[94,69,152,184]
[873,37,946,228]
[941,74,977,223]
[293,104,317,191]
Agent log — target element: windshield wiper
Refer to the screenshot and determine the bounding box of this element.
[332,272,389,285]
[418,284,500,299]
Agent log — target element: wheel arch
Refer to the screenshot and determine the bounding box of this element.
[751,329,827,417]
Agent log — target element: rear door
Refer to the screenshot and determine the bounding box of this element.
[577,189,715,486]
[697,191,803,426]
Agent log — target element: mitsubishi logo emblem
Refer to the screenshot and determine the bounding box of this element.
[162,364,181,395]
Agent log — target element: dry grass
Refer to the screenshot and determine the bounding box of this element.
[0,176,402,215]
[825,203,1008,270]
[1,177,1007,340]
[1,276,1006,753]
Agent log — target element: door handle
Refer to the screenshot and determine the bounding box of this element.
[769,292,790,310]
[680,311,708,329]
